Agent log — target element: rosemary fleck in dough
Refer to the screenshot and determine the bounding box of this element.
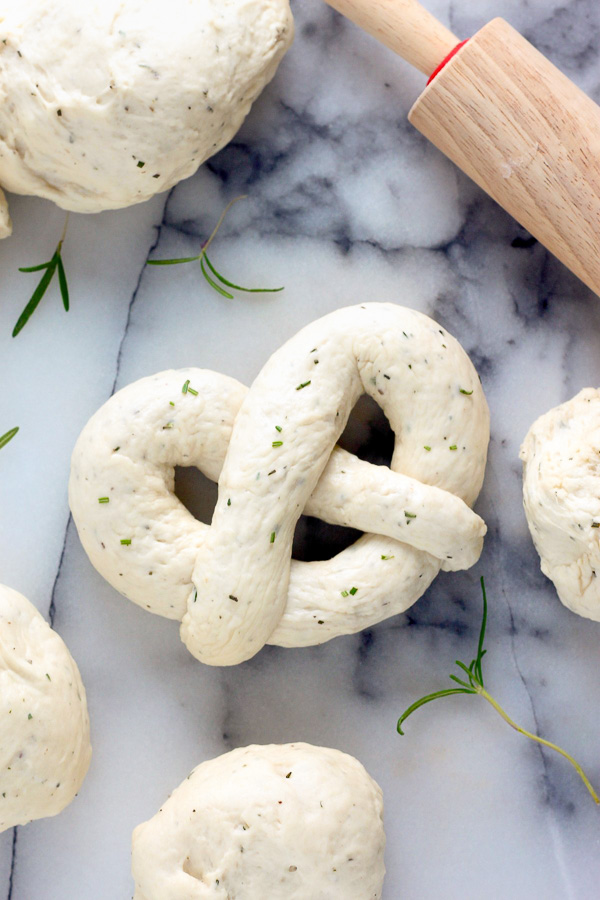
[0,584,91,831]
[0,0,292,219]
[131,743,385,899]
[521,387,600,620]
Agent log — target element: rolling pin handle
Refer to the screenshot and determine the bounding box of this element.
[324,0,460,76]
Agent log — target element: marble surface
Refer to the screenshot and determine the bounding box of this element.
[2,0,600,897]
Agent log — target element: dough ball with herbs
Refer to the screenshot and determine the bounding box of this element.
[0,0,293,219]
[0,584,91,831]
[132,743,386,899]
[521,387,600,620]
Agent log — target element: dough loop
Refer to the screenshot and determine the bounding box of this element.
[70,303,489,665]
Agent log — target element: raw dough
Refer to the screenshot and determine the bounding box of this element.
[0,584,91,831]
[0,188,12,238]
[70,303,489,665]
[132,743,385,900]
[0,0,293,216]
[521,387,600,620]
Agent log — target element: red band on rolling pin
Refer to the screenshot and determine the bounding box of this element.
[427,39,470,85]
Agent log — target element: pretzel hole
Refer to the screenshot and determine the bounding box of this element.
[292,516,362,562]
[337,393,394,465]
[174,466,218,524]
[292,395,394,562]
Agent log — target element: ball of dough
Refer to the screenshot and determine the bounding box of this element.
[0,188,11,238]
[0,584,91,831]
[0,0,293,214]
[132,743,386,899]
[520,387,600,620]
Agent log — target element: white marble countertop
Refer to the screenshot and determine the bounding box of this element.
[2,1,600,897]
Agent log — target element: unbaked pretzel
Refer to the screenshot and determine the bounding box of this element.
[69,303,489,665]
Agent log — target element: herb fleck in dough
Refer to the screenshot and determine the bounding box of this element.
[131,743,385,900]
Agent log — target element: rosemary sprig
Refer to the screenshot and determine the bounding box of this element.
[0,427,19,449]
[147,196,284,299]
[397,577,599,805]
[13,215,70,337]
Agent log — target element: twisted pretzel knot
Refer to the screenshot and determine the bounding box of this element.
[69,304,489,665]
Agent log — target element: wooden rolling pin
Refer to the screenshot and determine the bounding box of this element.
[325,0,600,296]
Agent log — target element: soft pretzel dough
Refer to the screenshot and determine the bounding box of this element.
[131,743,385,900]
[0,188,12,238]
[521,388,600,620]
[0,584,91,831]
[70,303,489,665]
[0,0,292,217]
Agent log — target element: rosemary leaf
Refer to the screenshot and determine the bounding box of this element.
[57,254,69,311]
[203,252,284,294]
[18,261,52,273]
[200,256,234,299]
[147,255,201,266]
[13,255,59,337]
[0,427,19,449]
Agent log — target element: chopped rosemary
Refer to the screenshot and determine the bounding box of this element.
[147,196,284,299]
[296,381,311,391]
[13,214,70,337]
[98,497,109,504]
[182,379,199,396]
[0,427,19,449]
[397,577,599,805]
